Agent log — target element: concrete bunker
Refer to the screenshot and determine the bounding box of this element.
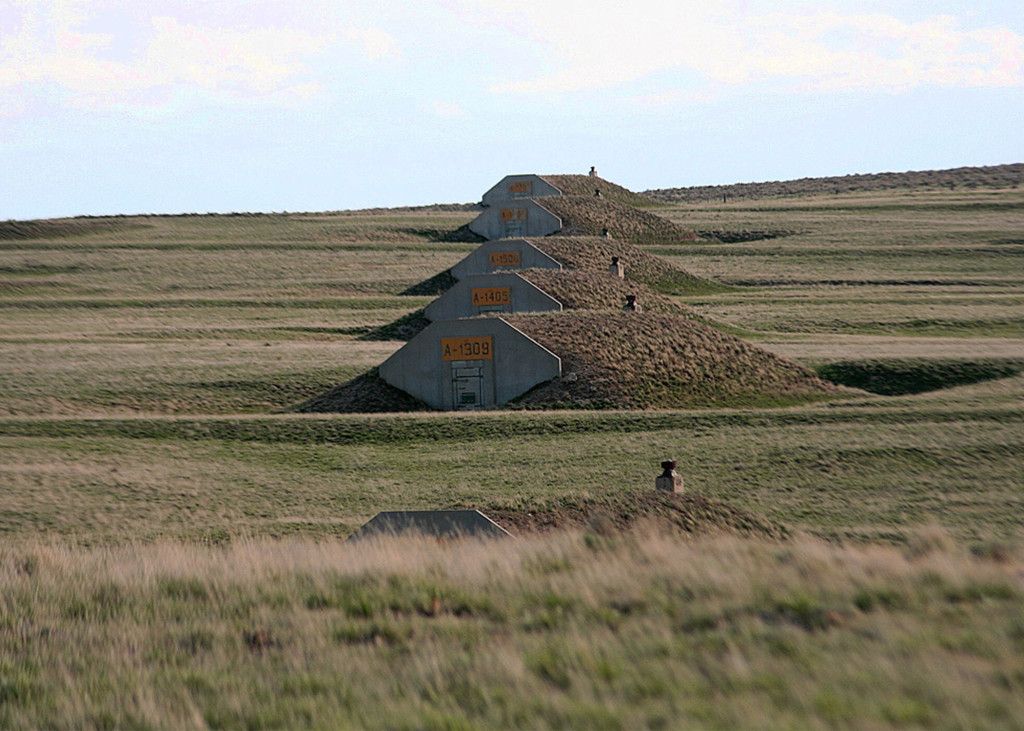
[451,238,563,279]
[378,318,561,411]
[424,273,563,321]
[468,199,562,240]
[481,174,563,205]
[348,510,512,541]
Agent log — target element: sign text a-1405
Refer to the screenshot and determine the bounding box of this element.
[471,287,511,307]
[440,336,494,361]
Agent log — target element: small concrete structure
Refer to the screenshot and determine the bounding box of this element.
[609,256,625,279]
[480,174,563,206]
[468,199,562,240]
[424,273,562,321]
[450,238,562,280]
[348,510,512,541]
[379,318,561,410]
[656,460,683,493]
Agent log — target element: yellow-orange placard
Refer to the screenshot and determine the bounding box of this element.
[471,287,511,307]
[508,181,532,194]
[441,336,494,361]
[500,208,527,222]
[489,251,521,266]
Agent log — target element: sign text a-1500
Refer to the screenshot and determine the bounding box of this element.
[441,336,494,361]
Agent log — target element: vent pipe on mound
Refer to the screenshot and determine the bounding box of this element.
[623,294,641,312]
[602,227,611,239]
[610,256,625,279]
[656,460,683,494]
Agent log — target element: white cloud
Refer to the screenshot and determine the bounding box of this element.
[455,1,1024,95]
[0,1,400,112]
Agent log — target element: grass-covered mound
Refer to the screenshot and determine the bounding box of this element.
[539,196,698,245]
[529,235,723,295]
[519,269,684,314]
[479,490,788,539]
[539,175,655,208]
[295,370,427,413]
[816,358,1024,395]
[506,312,844,409]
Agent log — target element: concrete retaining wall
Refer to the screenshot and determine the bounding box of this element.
[378,318,561,410]
[468,199,562,240]
[451,239,563,279]
[424,273,563,321]
[481,174,562,205]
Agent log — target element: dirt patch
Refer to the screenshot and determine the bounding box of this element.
[505,311,844,409]
[540,175,655,208]
[294,370,428,413]
[539,197,698,245]
[479,491,788,539]
[697,229,802,243]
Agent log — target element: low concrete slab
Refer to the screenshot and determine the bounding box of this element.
[451,238,562,280]
[348,510,512,540]
[378,317,561,410]
[481,174,563,205]
[469,199,561,240]
[424,273,563,321]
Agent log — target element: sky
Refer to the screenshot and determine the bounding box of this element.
[1,0,1022,219]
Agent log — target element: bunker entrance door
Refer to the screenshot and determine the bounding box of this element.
[451,362,485,410]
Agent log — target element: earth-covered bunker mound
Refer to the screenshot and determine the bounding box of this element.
[504,312,843,409]
[518,269,683,314]
[527,236,714,294]
[539,196,698,245]
[539,175,654,208]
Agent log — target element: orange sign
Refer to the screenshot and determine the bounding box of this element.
[489,251,522,267]
[472,287,511,307]
[441,336,494,361]
[508,181,532,194]
[500,208,527,222]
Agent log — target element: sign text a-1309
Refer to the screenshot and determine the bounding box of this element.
[441,336,494,361]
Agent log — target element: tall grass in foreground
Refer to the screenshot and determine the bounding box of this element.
[2,530,1023,730]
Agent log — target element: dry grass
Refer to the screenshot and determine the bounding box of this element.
[645,162,1024,203]
[538,196,698,245]
[519,269,683,314]
[506,312,843,409]
[539,174,654,208]
[2,530,1022,729]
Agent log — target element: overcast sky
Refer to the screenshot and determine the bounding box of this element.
[2,0,1022,219]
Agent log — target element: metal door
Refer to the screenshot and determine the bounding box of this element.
[451,364,484,410]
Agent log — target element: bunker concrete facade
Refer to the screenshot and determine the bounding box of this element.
[451,239,562,280]
[424,273,562,321]
[480,174,562,206]
[378,318,561,410]
[468,199,562,240]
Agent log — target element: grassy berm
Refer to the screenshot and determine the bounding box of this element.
[507,312,842,409]
[539,196,698,245]
[3,531,1023,729]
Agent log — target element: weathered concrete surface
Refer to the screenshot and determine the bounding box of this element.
[424,273,563,321]
[378,318,561,410]
[481,174,563,205]
[451,238,562,280]
[348,510,512,540]
[468,199,562,240]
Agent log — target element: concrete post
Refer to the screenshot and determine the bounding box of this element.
[655,460,683,493]
[609,256,625,279]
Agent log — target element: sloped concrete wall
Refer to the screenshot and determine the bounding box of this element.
[481,174,562,205]
[378,318,561,410]
[468,199,562,240]
[424,273,563,321]
[451,239,563,279]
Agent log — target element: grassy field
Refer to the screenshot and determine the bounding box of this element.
[1,181,1023,727]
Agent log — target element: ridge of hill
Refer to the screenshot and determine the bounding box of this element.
[644,163,1024,203]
